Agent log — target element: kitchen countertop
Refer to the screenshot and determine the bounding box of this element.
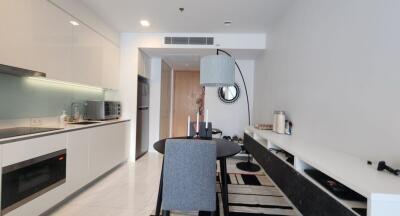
[0,119,130,144]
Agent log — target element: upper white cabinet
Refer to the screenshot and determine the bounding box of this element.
[102,38,120,89]
[138,50,151,78]
[31,0,73,81]
[0,0,33,69]
[0,0,120,89]
[71,23,103,87]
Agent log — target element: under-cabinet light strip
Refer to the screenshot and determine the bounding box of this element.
[25,77,104,92]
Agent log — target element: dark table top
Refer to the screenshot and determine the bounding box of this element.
[153,137,241,159]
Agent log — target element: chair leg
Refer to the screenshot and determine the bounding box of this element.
[198,211,215,216]
[162,210,170,216]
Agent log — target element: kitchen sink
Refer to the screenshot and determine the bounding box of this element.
[68,121,101,125]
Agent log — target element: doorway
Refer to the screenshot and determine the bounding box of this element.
[172,71,204,137]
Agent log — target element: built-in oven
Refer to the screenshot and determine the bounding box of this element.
[1,149,66,215]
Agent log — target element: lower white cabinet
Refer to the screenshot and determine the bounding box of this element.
[1,121,130,216]
[2,133,67,167]
[66,129,91,195]
[66,121,130,188]
[88,122,130,180]
[2,134,68,216]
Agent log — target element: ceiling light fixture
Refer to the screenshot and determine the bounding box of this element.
[140,20,150,27]
[69,20,80,26]
[224,21,232,26]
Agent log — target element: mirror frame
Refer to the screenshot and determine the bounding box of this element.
[217,83,241,104]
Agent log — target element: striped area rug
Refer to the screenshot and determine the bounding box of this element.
[150,171,300,216]
[216,172,300,216]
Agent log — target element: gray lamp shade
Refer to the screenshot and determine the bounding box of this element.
[200,55,235,86]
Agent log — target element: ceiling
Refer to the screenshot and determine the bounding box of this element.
[80,0,293,33]
[162,55,201,71]
[142,48,263,71]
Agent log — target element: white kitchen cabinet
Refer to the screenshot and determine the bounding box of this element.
[2,133,67,167]
[2,133,67,216]
[0,0,33,69]
[109,121,130,166]
[0,0,120,89]
[0,121,129,215]
[0,0,73,81]
[30,0,73,81]
[102,38,120,89]
[89,122,130,180]
[138,50,151,78]
[71,23,103,87]
[66,129,91,195]
[88,126,111,180]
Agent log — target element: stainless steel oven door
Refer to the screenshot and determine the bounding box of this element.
[1,149,66,214]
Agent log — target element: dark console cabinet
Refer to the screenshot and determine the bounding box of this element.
[244,133,359,216]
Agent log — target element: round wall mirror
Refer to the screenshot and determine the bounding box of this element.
[218,83,240,104]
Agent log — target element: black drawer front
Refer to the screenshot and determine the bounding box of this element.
[244,133,357,216]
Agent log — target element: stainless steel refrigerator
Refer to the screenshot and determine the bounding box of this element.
[136,76,150,160]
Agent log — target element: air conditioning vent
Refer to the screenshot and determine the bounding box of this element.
[164,37,214,45]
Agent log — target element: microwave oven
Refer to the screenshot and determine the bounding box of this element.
[85,101,121,120]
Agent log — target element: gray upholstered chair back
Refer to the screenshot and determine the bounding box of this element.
[162,139,217,212]
[190,122,212,138]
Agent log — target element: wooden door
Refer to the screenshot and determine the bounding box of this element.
[172,71,204,137]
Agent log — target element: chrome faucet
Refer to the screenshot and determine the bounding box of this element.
[71,103,81,122]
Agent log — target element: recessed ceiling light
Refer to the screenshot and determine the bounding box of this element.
[140,20,150,27]
[69,20,80,26]
[224,21,232,26]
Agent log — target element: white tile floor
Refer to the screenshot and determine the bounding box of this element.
[49,153,271,216]
[49,153,164,216]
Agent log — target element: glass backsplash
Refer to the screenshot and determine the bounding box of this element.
[0,73,104,120]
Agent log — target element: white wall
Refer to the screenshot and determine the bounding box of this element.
[119,34,139,161]
[205,60,254,137]
[254,0,400,166]
[149,58,161,152]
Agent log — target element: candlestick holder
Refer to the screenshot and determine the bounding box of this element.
[203,128,211,140]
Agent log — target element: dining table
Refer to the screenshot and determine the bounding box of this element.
[153,137,241,216]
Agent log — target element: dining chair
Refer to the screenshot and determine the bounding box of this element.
[162,139,217,216]
[190,122,213,138]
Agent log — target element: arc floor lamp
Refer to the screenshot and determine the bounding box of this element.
[200,49,261,172]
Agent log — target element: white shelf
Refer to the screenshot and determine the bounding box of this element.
[245,126,400,198]
[245,126,400,216]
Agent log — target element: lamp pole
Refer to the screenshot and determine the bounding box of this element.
[216,49,250,125]
[215,49,260,172]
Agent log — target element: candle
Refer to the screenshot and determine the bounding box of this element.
[187,115,191,137]
[196,112,200,133]
[205,109,209,129]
